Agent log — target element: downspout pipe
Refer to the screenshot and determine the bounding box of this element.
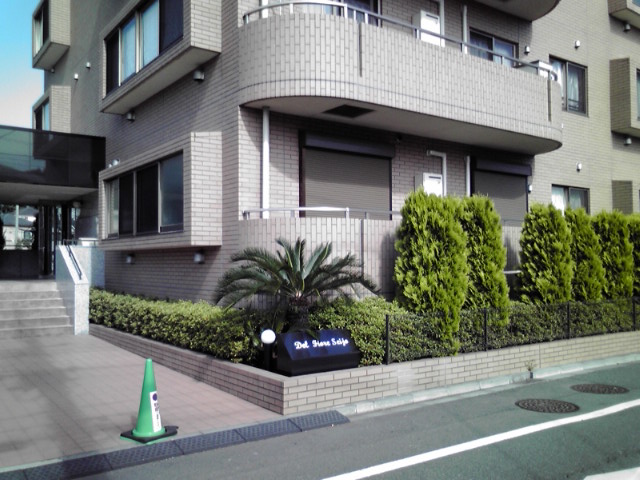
[465,155,471,196]
[262,107,270,219]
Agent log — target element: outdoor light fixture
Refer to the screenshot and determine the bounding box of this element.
[74,73,79,80]
[125,253,135,265]
[193,250,205,264]
[111,158,120,167]
[86,62,91,69]
[624,23,631,32]
[576,162,582,172]
[193,68,205,82]
[126,111,136,122]
[625,136,632,146]
[574,40,581,48]
[524,45,531,54]
[527,184,533,193]
[261,329,276,371]
[261,329,276,345]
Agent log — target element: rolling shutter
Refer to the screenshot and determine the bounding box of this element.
[473,170,527,226]
[303,149,390,219]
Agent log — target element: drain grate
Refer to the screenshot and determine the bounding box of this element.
[515,399,579,413]
[570,384,629,395]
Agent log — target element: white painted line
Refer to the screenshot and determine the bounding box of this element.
[324,399,640,480]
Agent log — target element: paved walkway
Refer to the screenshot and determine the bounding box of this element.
[0,335,279,471]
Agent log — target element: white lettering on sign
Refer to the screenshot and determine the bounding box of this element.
[292,337,350,350]
[149,391,162,433]
[294,341,309,350]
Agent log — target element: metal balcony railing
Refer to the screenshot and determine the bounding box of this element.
[241,206,401,220]
[243,1,556,80]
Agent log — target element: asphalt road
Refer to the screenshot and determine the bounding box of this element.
[84,362,640,480]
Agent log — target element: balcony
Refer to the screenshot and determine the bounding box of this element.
[100,0,221,115]
[0,125,105,204]
[473,0,561,22]
[610,58,640,138]
[32,0,70,71]
[240,3,562,155]
[609,0,640,29]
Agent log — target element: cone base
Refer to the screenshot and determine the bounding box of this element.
[121,425,178,444]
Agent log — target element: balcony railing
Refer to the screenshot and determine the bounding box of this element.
[243,1,556,80]
[242,206,401,220]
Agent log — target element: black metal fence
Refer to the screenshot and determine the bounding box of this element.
[384,297,639,365]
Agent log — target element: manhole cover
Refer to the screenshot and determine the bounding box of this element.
[515,399,579,413]
[570,384,629,394]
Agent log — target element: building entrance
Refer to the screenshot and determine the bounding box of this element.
[0,204,78,279]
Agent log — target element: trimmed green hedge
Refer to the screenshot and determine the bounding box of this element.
[565,208,604,302]
[593,211,634,299]
[89,288,259,364]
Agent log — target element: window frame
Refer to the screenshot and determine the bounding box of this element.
[551,185,590,214]
[106,152,184,239]
[105,0,183,94]
[469,30,517,67]
[550,57,588,114]
[33,1,49,56]
[34,100,50,131]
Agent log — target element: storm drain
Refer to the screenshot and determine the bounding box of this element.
[515,399,580,413]
[570,384,629,395]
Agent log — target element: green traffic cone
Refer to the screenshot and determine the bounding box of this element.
[121,358,178,444]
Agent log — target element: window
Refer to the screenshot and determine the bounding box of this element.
[551,57,587,113]
[637,70,640,119]
[34,101,50,131]
[106,0,183,93]
[106,153,183,238]
[345,0,379,25]
[469,31,516,67]
[551,185,589,213]
[33,1,49,55]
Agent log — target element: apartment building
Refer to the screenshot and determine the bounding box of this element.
[8,0,638,298]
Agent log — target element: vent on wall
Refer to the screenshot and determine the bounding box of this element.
[323,105,374,118]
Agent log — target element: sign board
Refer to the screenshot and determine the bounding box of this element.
[276,329,360,376]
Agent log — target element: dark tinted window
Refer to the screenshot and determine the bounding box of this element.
[160,0,183,51]
[106,33,119,93]
[119,173,134,234]
[136,164,158,234]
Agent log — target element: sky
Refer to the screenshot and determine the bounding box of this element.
[0,0,43,128]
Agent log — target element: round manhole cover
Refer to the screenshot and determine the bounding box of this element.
[515,399,579,413]
[570,384,629,394]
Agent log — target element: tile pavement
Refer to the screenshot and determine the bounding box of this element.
[0,335,279,471]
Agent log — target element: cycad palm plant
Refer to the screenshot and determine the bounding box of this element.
[215,238,378,328]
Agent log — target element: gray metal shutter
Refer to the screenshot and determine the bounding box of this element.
[303,149,390,219]
[612,180,633,214]
[473,170,527,226]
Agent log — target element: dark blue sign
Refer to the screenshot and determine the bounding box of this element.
[277,329,360,376]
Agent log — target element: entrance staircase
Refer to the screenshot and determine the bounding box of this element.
[0,280,73,339]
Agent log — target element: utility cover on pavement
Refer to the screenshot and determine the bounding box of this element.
[570,384,629,394]
[515,399,580,413]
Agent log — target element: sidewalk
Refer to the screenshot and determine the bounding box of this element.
[0,335,279,471]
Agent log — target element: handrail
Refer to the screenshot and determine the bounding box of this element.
[65,243,83,280]
[242,206,401,220]
[242,1,556,80]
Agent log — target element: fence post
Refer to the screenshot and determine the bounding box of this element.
[385,314,391,365]
[566,302,571,339]
[483,308,488,351]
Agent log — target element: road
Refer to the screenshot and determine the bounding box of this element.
[84,362,640,479]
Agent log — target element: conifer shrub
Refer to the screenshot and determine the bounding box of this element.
[393,191,468,352]
[628,214,640,297]
[564,208,604,302]
[518,204,573,304]
[592,211,633,299]
[459,195,509,327]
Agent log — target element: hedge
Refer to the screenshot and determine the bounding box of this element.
[564,208,604,302]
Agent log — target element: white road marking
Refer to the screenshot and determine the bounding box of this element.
[324,399,640,480]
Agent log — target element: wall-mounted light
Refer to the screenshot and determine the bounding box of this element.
[193,68,205,82]
[125,111,136,122]
[125,253,135,265]
[72,200,82,209]
[85,62,91,69]
[73,73,79,80]
[576,162,582,172]
[527,184,533,193]
[624,23,631,32]
[524,45,531,55]
[625,136,632,146]
[574,40,581,49]
[193,250,205,264]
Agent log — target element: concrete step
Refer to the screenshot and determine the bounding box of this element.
[0,306,69,321]
[0,297,66,309]
[0,290,62,302]
[0,280,59,293]
[0,316,71,329]
[0,325,73,339]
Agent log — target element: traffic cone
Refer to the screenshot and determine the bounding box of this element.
[121,358,178,444]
